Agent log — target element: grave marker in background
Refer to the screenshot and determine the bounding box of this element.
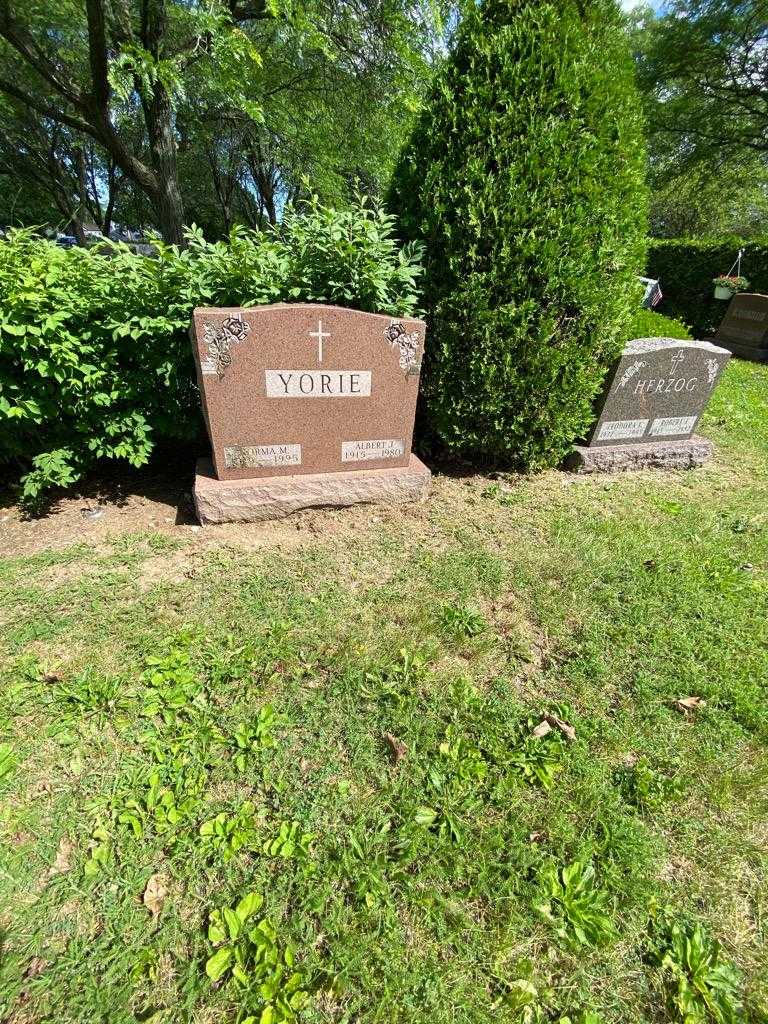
[714,293,768,363]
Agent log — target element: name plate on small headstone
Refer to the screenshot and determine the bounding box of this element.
[587,337,731,447]
[190,303,425,480]
[715,293,768,354]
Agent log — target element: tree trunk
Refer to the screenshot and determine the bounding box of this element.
[143,0,185,245]
[154,173,184,245]
[102,162,118,238]
[209,149,232,234]
[148,92,185,245]
[71,216,87,246]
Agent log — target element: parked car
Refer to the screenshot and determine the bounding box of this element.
[56,234,77,248]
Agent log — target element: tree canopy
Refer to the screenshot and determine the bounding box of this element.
[0,0,446,241]
[631,0,768,238]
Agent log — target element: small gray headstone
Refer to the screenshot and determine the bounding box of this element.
[588,337,730,447]
[568,337,730,473]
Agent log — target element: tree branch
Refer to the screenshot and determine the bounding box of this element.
[0,1,85,107]
[0,77,92,133]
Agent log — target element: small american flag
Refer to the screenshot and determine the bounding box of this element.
[638,276,663,309]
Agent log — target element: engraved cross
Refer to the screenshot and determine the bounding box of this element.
[309,319,330,363]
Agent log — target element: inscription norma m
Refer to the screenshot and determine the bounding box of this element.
[597,419,648,442]
[224,444,301,468]
[265,370,371,398]
[342,439,405,462]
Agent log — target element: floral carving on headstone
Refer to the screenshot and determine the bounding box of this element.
[384,321,421,375]
[615,360,646,390]
[202,314,252,379]
[706,359,719,386]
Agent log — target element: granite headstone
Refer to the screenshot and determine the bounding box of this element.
[714,293,768,363]
[190,303,431,522]
[569,337,731,473]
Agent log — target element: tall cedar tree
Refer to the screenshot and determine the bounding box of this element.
[389,0,648,468]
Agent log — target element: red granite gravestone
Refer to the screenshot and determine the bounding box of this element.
[714,293,768,363]
[190,303,431,522]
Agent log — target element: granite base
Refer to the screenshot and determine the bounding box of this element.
[713,341,768,363]
[194,455,431,524]
[567,435,714,474]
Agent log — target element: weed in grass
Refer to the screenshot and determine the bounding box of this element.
[648,911,743,1024]
[83,822,112,877]
[337,822,403,909]
[199,801,260,862]
[139,643,207,724]
[52,669,127,716]
[361,648,428,703]
[226,706,278,773]
[205,891,309,1021]
[412,802,465,843]
[203,633,262,688]
[483,714,570,792]
[435,724,487,785]
[263,820,314,860]
[536,860,616,947]
[505,732,566,791]
[481,482,518,506]
[115,763,205,838]
[493,963,605,1024]
[616,758,684,812]
[438,602,487,639]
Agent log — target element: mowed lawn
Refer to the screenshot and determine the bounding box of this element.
[1,360,767,1024]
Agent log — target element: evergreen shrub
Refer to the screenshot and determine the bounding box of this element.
[389,0,649,468]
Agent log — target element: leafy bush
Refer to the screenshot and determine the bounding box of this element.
[0,197,423,507]
[388,0,648,469]
[647,238,768,337]
[626,309,692,342]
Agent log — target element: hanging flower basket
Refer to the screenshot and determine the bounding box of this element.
[713,275,750,300]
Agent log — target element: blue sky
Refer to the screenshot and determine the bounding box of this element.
[621,0,666,11]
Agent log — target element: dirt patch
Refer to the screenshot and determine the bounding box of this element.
[0,452,501,562]
[0,459,196,558]
[2,446,736,566]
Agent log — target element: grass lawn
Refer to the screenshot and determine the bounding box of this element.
[1,359,767,1024]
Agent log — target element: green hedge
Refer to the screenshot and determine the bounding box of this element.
[388,0,648,470]
[0,199,423,507]
[647,238,768,338]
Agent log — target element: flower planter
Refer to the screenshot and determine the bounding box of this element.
[714,285,734,300]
